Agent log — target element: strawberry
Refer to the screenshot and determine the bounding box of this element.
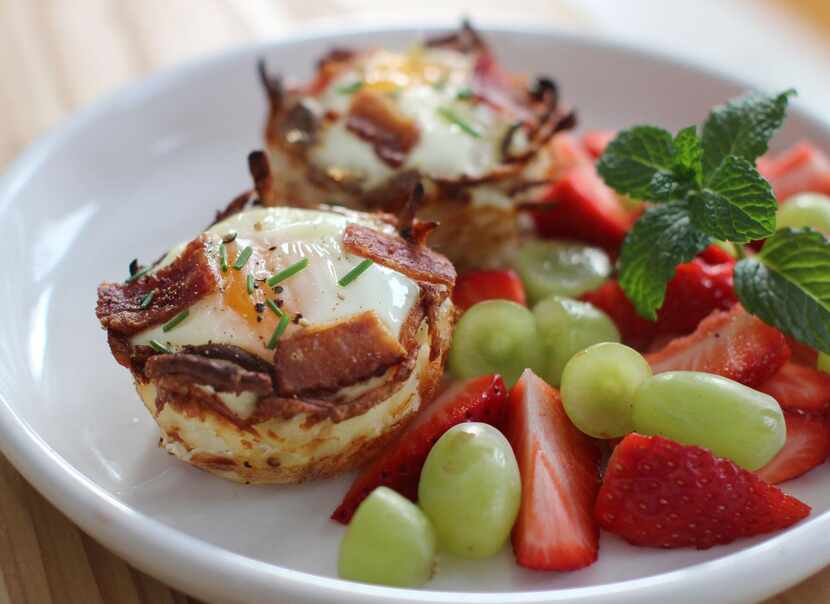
[756,362,830,414]
[596,433,811,549]
[548,133,594,176]
[757,140,830,202]
[786,336,819,367]
[453,269,526,312]
[646,305,790,387]
[507,369,600,570]
[530,164,636,253]
[757,412,830,484]
[582,130,616,159]
[698,243,735,265]
[331,375,508,524]
[581,280,658,350]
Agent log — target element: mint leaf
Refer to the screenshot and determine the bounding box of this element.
[673,126,703,185]
[688,155,777,243]
[734,228,830,354]
[701,90,795,175]
[597,126,675,200]
[619,201,712,320]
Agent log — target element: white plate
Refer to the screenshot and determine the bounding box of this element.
[2,23,830,604]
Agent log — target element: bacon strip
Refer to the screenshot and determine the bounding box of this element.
[343,223,456,286]
[346,89,420,168]
[146,354,273,395]
[273,310,406,396]
[96,236,219,336]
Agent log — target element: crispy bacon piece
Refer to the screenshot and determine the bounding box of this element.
[96,236,219,336]
[346,89,420,168]
[248,150,277,205]
[273,311,406,395]
[182,344,273,374]
[146,354,273,395]
[343,223,456,286]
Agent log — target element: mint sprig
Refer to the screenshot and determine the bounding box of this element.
[598,90,796,322]
[735,228,830,353]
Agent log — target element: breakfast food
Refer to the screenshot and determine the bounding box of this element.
[96,168,456,484]
[259,22,575,268]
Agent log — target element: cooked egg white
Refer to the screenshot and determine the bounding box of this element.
[131,207,420,359]
[309,47,520,191]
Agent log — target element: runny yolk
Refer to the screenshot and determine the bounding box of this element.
[221,244,278,337]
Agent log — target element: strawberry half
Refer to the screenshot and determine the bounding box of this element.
[507,369,600,570]
[582,130,616,159]
[531,163,635,253]
[646,305,790,387]
[596,433,811,549]
[785,336,819,367]
[757,362,830,414]
[331,375,508,524]
[757,411,830,484]
[581,280,659,350]
[758,140,830,202]
[453,269,526,312]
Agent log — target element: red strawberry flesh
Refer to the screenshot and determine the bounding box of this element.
[331,374,508,524]
[596,434,811,549]
[757,411,830,484]
[757,362,830,415]
[453,269,526,312]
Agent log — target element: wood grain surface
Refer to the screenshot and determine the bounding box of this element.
[1,1,829,602]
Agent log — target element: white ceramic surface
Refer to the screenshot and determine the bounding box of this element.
[2,23,830,604]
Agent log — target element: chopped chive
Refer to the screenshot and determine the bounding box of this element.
[162,309,189,332]
[338,259,374,287]
[139,290,156,310]
[266,299,284,317]
[129,259,139,276]
[266,258,309,287]
[126,264,152,283]
[219,243,228,272]
[437,107,480,138]
[233,246,253,270]
[246,274,255,295]
[336,81,363,95]
[266,313,291,349]
[148,339,170,354]
[456,87,474,100]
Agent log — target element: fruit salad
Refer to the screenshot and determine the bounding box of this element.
[333,86,830,587]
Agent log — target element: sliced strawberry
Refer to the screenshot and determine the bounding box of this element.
[646,305,790,387]
[582,130,616,159]
[331,375,508,524]
[698,243,735,265]
[548,133,594,176]
[758,141,830,202]
[596,433,811,549]
[581,280,658,350]
[507,370,600,570]
[786,336,819,367]
[453,269,526,312]
[756,362,830,414]
[530,164,636,253]
[655,258,737,335]
[757,412,830,484]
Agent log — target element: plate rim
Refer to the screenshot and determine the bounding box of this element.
[2,19,830,604]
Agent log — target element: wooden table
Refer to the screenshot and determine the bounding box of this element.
[2,1,829,602]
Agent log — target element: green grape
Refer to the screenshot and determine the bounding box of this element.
[449,300,543,387]
[418,423,521,559]
[512,239,611,305]
[819,352,830,374]
[533,296,621,386]
[560,342,651,438]
[776,193,830,233]
[631,371,785,470]
[338,487,436,587]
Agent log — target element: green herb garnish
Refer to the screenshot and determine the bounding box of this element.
[233,246,253,270]
[219,243,229,272]
[597,88,830,354]
[338,259,374,287]
[126,264,152,284]
[456,87,474,101]
[266,313,291,349]
[267,258,309,288]
[148,339,170,354]
[437,107,480,138]
[266,299,284,317]
[336,81,363,95]
[139,290,156,310]
[246,274,255,295]
[162,309,189,332]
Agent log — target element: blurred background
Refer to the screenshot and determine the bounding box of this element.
[2,1,830,603]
